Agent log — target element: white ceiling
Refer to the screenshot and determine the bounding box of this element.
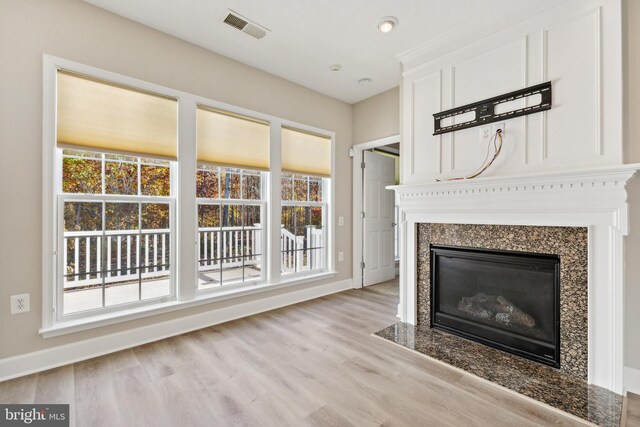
[83,0,563,104]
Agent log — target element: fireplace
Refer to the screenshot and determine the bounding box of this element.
[388,166,640,393]
[430,245,560,368]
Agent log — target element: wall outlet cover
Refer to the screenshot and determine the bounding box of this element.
[338,251,344,262]
[10,293,30,314]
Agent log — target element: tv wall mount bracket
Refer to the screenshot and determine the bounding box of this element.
[432,81,552,135]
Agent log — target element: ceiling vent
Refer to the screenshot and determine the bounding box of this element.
[222,10,269,40]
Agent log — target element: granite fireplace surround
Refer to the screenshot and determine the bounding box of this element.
[375,223,625,425]
[416,223,588,380]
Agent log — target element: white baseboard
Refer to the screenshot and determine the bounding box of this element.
[625,366,640,395]
[0,279,353,383]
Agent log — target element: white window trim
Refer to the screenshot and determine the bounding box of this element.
[39,271,337,338]
[42,54,336,336]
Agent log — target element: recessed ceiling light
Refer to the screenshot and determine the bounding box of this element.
[358,77,372,86]
[330,64,342,72]
[378,16,398,33]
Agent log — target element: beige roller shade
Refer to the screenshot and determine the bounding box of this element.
[281,127,331,177]
[56,70,178,160]
[197,106,270,170]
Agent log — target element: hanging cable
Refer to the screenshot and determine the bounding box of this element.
[437,129,503,182]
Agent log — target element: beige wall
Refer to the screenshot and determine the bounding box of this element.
[352,87,400,145]
[0,0,353,358]
[624,0,640,371]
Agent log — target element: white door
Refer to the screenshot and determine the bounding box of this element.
[363,151,396,286]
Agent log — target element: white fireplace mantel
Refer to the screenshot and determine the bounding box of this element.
[389,164,640,394]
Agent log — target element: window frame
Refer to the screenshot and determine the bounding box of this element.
[42,55,336,336]
[56,150,177,320]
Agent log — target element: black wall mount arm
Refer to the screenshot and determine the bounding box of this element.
[433,81,552,136]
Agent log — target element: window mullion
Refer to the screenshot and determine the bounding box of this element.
[177,97,198,301]
[101,201,106,308]
[101,154,106,194]
[268,122,282,284]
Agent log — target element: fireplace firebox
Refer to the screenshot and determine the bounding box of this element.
[430,245,560,368]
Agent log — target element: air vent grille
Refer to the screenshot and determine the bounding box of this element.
[222,10,269,40]
[223,13,247,31]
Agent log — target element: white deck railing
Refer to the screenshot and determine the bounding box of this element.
[63,225,324,288]
[280,226,324,273]
[63,229,170,289]
[197,225,262,271]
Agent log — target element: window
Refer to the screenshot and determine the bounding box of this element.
[196,166,265,289]
[280,127,331,275]
[55,70,177,318]
[196,107,269,290]
[45,57,334,333]
[61,150,174,315]
[281,174,327,274]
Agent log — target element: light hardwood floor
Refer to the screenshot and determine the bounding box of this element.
[0,289,592,426]
[364,277,400,297]
[627,393,640,426]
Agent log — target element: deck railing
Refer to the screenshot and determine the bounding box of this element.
[197,225,262,271]
[64,225,324,288]
[63,229,170,289]
[280,226,324,273]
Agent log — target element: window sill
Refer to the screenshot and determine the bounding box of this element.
[39,271,337,338]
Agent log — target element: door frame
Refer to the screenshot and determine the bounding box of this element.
[351,134,400,289]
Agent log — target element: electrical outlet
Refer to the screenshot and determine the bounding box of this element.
[338,216,344,226]
[10,293,30,314]
[479,126,492,144]
[338,251,344,262]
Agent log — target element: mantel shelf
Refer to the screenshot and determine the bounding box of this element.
[388,163,640,195]
[386,163,640,207]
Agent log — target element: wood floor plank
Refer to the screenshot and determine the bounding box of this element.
[110,365,172,427]
[303,405,357,427]
[627,393,640,427]
[0,289,593,426]
[0,373,38,404]
[34,366,76,427]
[73,356,124,427]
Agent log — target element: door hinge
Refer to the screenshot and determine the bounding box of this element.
[360,211,365,219]
[361,161,366,169]
[360,261,365,269]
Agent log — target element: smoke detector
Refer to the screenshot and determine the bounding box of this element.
[222,10,270,39]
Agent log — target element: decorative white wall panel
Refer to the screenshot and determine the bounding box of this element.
[543,9,601,163]
[450,38,527,174]
[400,0,621,184]
[407,70,441,179]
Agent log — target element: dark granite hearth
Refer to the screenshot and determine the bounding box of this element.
[374,322,622,427]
